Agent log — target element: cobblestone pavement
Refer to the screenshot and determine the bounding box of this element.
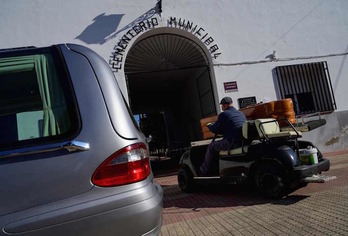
[154,152,348,236]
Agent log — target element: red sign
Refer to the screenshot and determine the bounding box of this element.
[224,81,238,92]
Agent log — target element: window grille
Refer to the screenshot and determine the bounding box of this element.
[275,61,336,116]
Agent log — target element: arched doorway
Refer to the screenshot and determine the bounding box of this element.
[125,31,217,158]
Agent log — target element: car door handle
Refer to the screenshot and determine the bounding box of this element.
[0,140,90,159]
[63,141,90,152]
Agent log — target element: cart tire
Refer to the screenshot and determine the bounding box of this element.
[178,168,195,193]
[255,165,287,198]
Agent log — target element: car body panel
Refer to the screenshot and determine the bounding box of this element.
[0,44,162,235]
[62,44,140,140]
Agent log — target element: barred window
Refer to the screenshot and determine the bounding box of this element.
[275,61,336,116]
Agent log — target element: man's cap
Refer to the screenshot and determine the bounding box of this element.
[220,97,233,105]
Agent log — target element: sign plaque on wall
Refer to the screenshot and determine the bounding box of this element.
[238,96,257,109]
[224,81,238,93]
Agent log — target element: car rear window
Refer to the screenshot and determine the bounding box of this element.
[0,47,79,150]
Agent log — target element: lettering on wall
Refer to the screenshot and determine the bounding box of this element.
[109,16,222,72]
[109,17,159,72]
[167,17,221,60]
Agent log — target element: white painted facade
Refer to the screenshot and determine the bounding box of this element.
[1,0,348,152]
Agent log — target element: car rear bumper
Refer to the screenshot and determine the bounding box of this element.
[2,181,163,236]
[292,158,330,179]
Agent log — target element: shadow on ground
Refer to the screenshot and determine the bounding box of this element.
[161,181,309,209]
[151,156,180,177]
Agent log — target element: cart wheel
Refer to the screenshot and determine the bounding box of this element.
[255,165,287,198]
[178,168,195,193]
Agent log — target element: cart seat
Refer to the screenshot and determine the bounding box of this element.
[219,146,248,156]
[219,120,259,156]
[255,118,302,140]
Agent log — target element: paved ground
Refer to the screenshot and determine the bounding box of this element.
[154,151,348,236]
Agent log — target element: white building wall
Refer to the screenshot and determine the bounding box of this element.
[1,0,348,152]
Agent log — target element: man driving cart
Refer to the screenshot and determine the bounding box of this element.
[200,97,246,176]
[178,97,330,198]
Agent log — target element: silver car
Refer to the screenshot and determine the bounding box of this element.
[0,44,163,235]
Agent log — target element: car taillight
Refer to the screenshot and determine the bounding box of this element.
[92,143,151,187]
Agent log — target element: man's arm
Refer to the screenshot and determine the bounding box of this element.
[208,113,226,134]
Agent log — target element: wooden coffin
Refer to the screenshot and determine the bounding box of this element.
[239,98,296,126]
[200,115,218,140]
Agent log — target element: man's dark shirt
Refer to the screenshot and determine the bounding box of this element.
[208,107,246,143]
